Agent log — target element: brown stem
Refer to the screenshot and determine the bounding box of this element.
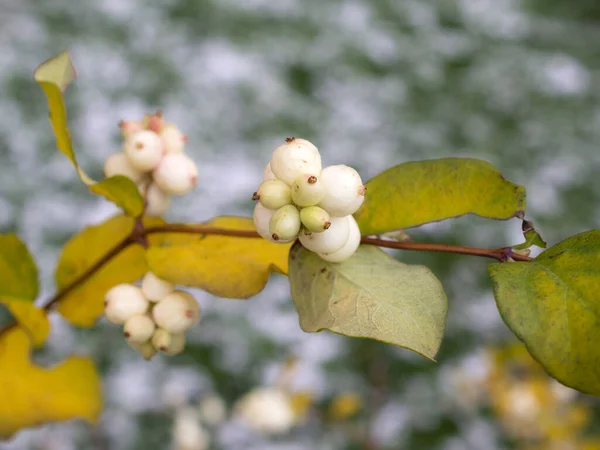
[143,224,261,238]
[360,237,533,262]
[43,234,134,312]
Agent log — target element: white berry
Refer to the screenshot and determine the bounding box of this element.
[129,340,157,360]
[263,163,277,181]
[199,395,227,426]
[104,284,149,325]
[291,174,325,207]
[298,216,350,254]
[254,179,292,210]
[141,271,176,302]
[124,314,156,344]
[152,291,200,333]
[300,206,331,233]
[104,152,146,183]
[318,165,365,217]
[253,203,277,242]
[151,328,172,352]
[234,388,295,435]
[318,215,361,262]
[124,130,164,171]
[144,182,171,217]
[153,153,198,195]
[270,138,322,185]
[269,204,301,242]
[161,124,186,154]
[162,332,186,356]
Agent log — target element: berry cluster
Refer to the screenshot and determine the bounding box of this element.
[104,272,201,359]
[104,112,198,217]
[252,137,365,262]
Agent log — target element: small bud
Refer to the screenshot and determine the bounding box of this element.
[318,216,361,263]
[160,124,186,154]
[255,179,292,210]
[152,291,201,334]
[146,111,165,133]
[124,130,164,171]
[104,284,149,325]
[298,216,350,254]
[270,138,322,185]
[512,248,531,257]
[300,206,331,232]
[153,153,198,195]
[104,152,146,183]
[124,314,156,344]
[269,205,301,242]
[141,271,176,302]
[144,183,171,217]
[151,328,172,352]
[291,174,325,207]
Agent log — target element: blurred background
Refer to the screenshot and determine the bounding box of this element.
[1,0,600,449]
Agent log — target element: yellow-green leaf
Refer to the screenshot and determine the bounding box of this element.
[0,326,102,439]
[146,216,291,299]
[513,219,547,250]
[288,243,447,360]
[34,51,143,217]
[354,158,526,235]
[488,230,600,395]
[55,215,158,327]
[0,234,49,346]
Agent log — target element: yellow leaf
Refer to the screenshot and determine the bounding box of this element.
[146,216,291,299]
[0,327,102,439]
[0,234,49,346]
[34,51,143,217]
[55,215,161,327]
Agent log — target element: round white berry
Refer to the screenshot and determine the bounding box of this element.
[151,328,172,352]
[128,340,157,360]
[173,407,210,450]
[318,165,365,217]
[318,215,361,263]
[124,130,164,171]
[104,152,146,183]
[291,174,325,207]
[160,124,186,154]
[234,388,295,435]
[124,314,156,344]
[254,179,292,210]
[263,163,277,181]
[253,203,277,242]
[153,153,198,195]
[270,138,321,185]
[162,332,186,356]
[119,120,144,138]
[269,204,301,242]
[298,216,350,254]
[144,182,171,217]
[104,284,149,325]
[199,395,227,426]
[300,206,331,233]
[152,291,200,334]
[141,271,176,302]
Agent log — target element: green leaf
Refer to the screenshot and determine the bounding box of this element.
[0,234,49,347]
[354,158,526,236]
[513,219,547,250]
[488,230,600,395]
[146,217,291,299]
[288,243,448,360]
[34,51,143,217]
